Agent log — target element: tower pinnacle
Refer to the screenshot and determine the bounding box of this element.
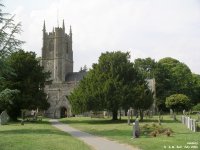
[43,20,46,32]
[62,20,65,33]
[62,20,65,29]
[70,25,72,36]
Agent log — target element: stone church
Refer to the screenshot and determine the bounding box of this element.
[41,20,86,118]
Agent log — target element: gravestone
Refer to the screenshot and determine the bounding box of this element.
[158,117,161,125]
[149,111,153,118]
[170,109,173,118]
[183,110,185,115]
[0,111,9,125]
[133,118,140,138]
[130,108,134,120]
[181,115,197,132]
[127,110,130,125]
[198,113,200,121]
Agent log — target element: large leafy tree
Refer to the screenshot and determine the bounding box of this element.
[2,50,50,120]
[189,74,200,105]
[0,2,23,116]
[156,57,195,110]
[158,57,192,94]
[69,51,145,120]
[134,57,157,79]
[133,57,200,111]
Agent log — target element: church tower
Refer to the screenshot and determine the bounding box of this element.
[41,20,86,118]
[42,20,73,82]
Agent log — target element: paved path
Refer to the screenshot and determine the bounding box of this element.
[50,119,139,150]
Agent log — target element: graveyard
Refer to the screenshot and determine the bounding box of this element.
[0,119,91,150]
[1,112,199,150]
[1,1,200,150]
[60,114,200,150]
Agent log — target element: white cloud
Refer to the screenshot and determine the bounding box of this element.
[5,0,200,74]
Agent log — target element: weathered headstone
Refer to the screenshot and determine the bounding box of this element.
[198,113,200,121]
[0,111,9,125]
[127,110,130,125]
[183,110,185,115]
[170,109,173,118]
[158,117,161,125]
[181,115,196,132]
[130,108,133,120]
[133,118,140,138]
[149,111,153,118]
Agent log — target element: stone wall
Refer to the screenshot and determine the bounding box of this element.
[44,81,78,118]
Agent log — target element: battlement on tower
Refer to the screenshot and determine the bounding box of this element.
[41,20,73,82]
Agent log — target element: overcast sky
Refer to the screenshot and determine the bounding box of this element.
[3,0,200,74]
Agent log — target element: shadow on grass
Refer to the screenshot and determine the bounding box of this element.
[7,120,50,125]
[0,120,72,137]
[71,127,136,138]
[62,118,180,125]
[61,118,128,125]
[0,128,70,137]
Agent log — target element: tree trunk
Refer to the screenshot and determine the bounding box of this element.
[139,109,144,121]
[173,109,176,121]
[112,110,118,120]
[119,109,121,120]
[125,108,128,116]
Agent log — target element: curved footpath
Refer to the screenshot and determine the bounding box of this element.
[50,119,139,150]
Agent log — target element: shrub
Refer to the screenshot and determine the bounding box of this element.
[141,123,173,137]
[165,94,191,112]
[192,103,200,111]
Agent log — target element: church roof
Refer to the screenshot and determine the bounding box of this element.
[65,72,87,82]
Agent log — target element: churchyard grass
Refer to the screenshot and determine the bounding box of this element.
[0,119,91,150]
[60,115,200,150]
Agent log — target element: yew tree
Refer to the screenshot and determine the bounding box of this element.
[2,50,50,119]
[69,51,144,120]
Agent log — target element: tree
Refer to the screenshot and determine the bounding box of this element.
[133,84,154,121]
[134,57,157,79]
[133,57,199,112]
[0,2,23,79]
[165,94,191,113]
[156,57,194,111]
[0,88,19,112]
[189,74,200,105]
[192,103,200,111]
[69,51,142,120]
[0,2,24,117]
[159,57,192,93]
[154,62,172,111]
[0,3,23,57]
[2,50,50,120]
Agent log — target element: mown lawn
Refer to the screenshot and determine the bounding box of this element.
[0,119,91,150]
[60,115,200,150]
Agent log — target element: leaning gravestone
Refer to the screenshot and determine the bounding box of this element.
[0,111,9,125]
[133,118,140,138]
